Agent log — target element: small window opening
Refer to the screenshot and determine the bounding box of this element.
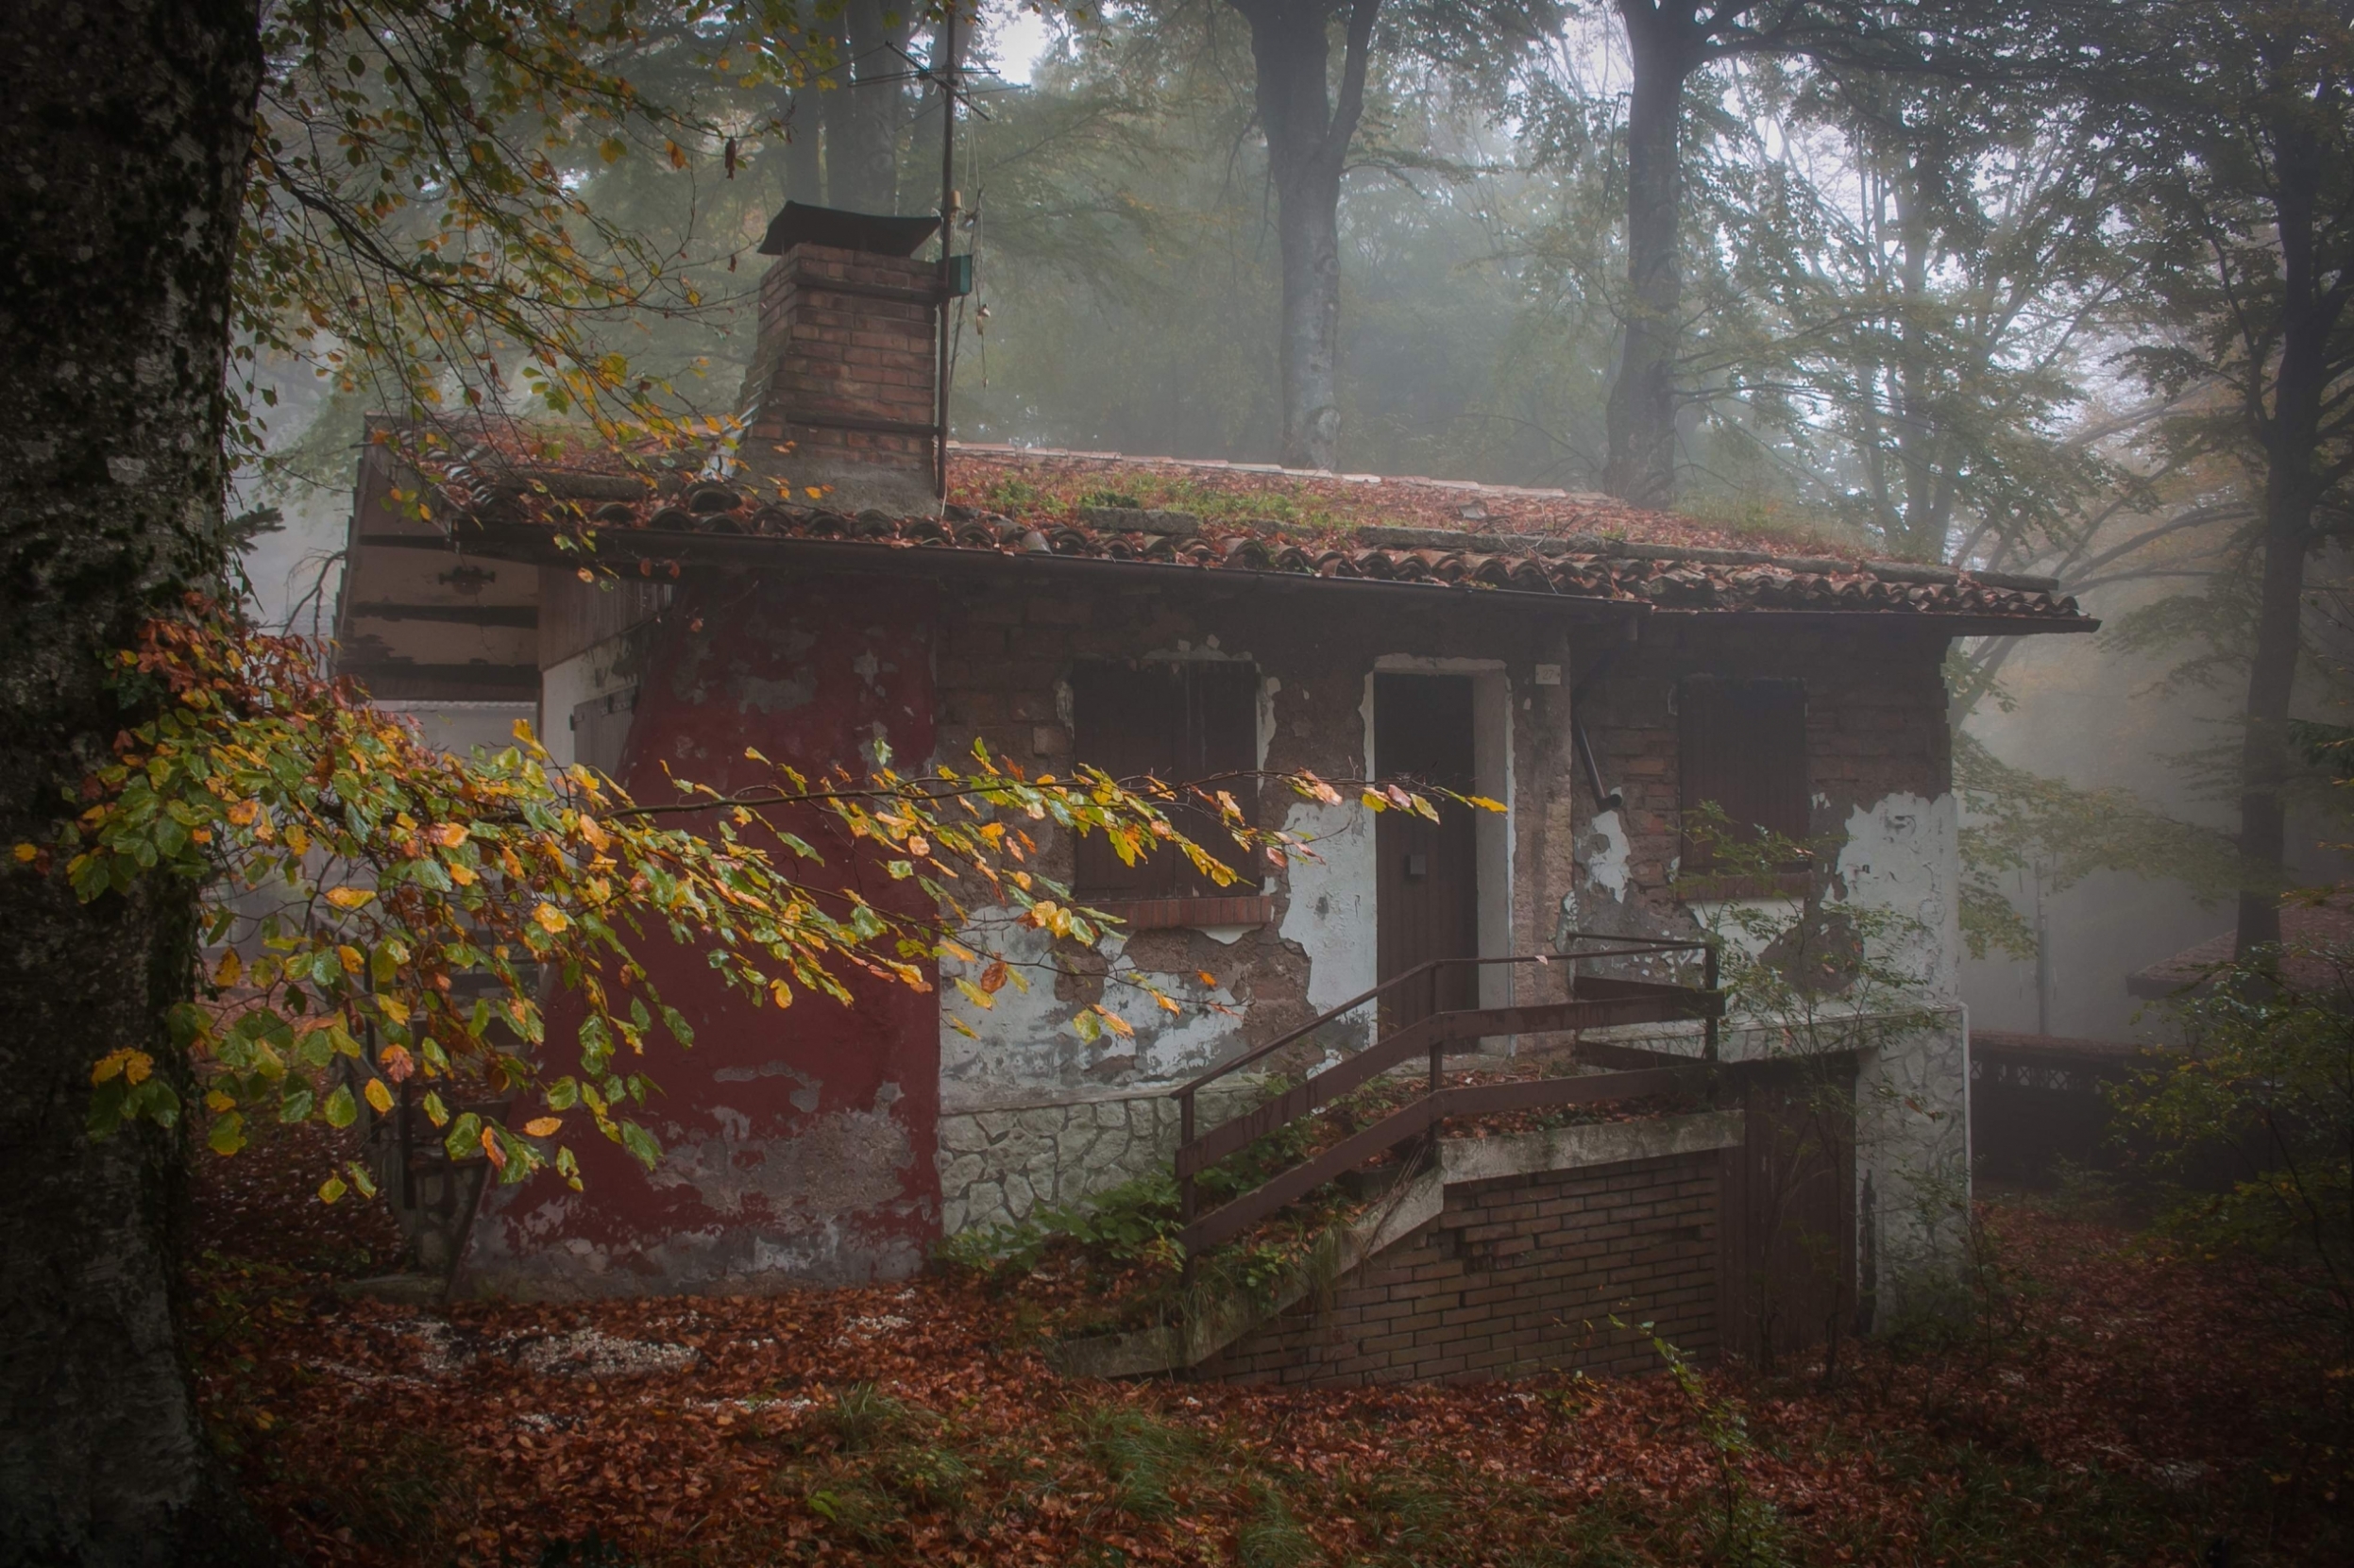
[1069,661,1259,903]
[1679,676,1809,872]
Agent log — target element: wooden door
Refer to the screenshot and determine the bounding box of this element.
[1374,674,1481,1027]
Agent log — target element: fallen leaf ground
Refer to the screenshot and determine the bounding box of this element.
[191,1121,2353,1567]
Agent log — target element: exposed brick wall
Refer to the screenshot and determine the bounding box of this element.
[1195,1152,1721,1386]
[737,243,937,507]
[1567,618,1954,931]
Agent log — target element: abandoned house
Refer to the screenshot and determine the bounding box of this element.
[329,209,2096,1379]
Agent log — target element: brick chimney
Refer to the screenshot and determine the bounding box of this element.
[736,231,940,514]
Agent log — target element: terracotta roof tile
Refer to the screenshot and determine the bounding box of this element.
[410,431,2093,629]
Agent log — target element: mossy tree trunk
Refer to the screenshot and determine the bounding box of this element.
[0,1,272,1561]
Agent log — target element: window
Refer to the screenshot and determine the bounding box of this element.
[1679,676,1809,870]
[1069,660,1259,905]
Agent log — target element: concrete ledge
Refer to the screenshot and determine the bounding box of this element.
[1043,1104,1742,1379]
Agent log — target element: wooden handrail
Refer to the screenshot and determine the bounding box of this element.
[1177,1063,1712,1254]
[1171,936,1721,1261]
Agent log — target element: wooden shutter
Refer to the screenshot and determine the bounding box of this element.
[1679,677,1809,868]
[1071,662,1258,901]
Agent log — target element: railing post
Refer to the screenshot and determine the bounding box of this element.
[1177,1087,1196,1283]
[1702,939,1721,1062]
[1429,974,1446,1098]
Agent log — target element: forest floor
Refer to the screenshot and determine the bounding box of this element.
[190,1121,2354,1567]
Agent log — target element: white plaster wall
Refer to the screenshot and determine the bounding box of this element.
[1276,799,1379,1017]
[373,700,537,760]
[540,632,645,769]
[1836,790,1963,1003]
[937,916,1245,1108]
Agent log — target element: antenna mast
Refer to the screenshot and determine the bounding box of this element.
[934,6,958,501]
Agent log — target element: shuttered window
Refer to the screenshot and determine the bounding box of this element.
[1679,677,1809,868]
[1070,661,1259,902]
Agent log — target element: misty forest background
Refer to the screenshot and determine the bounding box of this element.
[241,0,2354,1041]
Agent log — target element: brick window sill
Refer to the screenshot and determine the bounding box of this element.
[1083,894,1275,931]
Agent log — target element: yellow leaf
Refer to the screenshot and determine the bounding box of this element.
[318,1175,347,1205]
[212,948,243,987]
[227,800,258,826]
[364,1078,394,1114]
[1361,790,1386,812]
[524,1117,563,1138]
[771,979,793,1009]
[432,823,467,848]
[204,1089,236,1114]
[10,843,36,863]
[377,996,410,1026]
[449,863,477,886]
[325,886,372,910]
[533,902,570,934]
[481,1125,508,1170]
[338,945,364,973]
[284,823,310,855]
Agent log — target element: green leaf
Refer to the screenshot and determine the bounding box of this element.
[321,1084,358,1128]
[618,1120,662,1170]
[279,1087,314,1123]
[208,1112,246,1155]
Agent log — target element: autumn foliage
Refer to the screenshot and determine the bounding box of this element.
[14,607,1442,1203]
[190,1110,2354,1567]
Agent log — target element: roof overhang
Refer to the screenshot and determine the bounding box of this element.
[449,517,1659,623]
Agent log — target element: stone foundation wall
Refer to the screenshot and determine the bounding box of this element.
[938,1079,1266,1236]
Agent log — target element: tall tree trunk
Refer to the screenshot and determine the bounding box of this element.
[1232,0,1378,472]
[784,88,825,204]
[0,3,273,1563]
[2234,125,2332,959]
[835,0,910,213]
[1602,2,1702,507]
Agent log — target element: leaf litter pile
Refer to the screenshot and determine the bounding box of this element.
[193,1119,2353,1566]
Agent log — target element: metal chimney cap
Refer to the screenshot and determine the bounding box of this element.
[757,202,942,258]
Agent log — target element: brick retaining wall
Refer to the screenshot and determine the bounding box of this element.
[1195,1151,1721,1386]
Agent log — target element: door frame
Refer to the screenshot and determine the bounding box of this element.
[1363,657,1515,1014]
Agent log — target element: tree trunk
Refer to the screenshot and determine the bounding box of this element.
[0,2,273,1563]
[835,0,910,213]
[1602,2,1702,507]
[1232,0,1378,472]
[2233,126,2331,960]
[784,88,825,204]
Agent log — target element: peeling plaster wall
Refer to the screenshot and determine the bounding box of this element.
[1559,617,1972,1307]
[457,573,943,1297]
[927,581,1588,1231]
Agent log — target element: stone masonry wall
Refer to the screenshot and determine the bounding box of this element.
[1196,1151,1722,1386]
[938,1077,1265,1236]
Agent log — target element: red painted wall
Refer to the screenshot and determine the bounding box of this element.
[458,571,942,1295]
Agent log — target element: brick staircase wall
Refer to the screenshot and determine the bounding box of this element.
[1194,1150,1721,1387]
